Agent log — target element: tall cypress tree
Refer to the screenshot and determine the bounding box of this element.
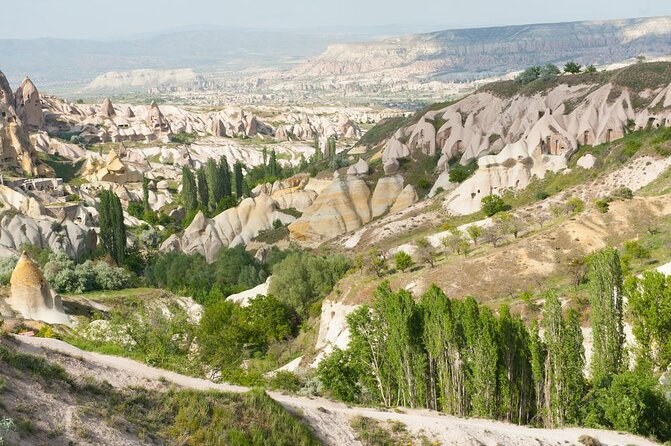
[269,150,279,178]
[196,168,209,210]
[205,158,223,211]
[98,190,126,265]
[234,161,244,199]
[219,156,232,198]
[313,135,322,161]
[588,247,624,383]
[141,176,150,210]
[181,166,198,214]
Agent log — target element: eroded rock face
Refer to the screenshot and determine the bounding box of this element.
[0,72,53,177]
[160,194,294,262]
[83,148,144,184]
[288,175,417,243]
[346,158,369,176]
[99,97,116,118]
[5,252,69,324]
[14,77,44,130]
[386,76,671,215]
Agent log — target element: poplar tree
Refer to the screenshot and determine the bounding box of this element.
[313,135,322,161]
[420,285,466,414]
[181,166,198,214]
[373,282,425,408]
[542,294,584,427]
[196,168,208,210]
[588,247,624,383]
[625,271,671,372]
[98,190,126,265]
[529,320,547,422]
[497,305,534,424]
[471,307,499,418]
[347,304,393,406]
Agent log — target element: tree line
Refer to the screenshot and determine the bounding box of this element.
[319,247,671,441]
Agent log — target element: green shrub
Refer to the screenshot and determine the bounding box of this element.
[43,252,132,293]
[268,371,303,393]
[566,197,585,214]
[394,251,414,272]
[448,160,477,183]
[317,349,361,403]
[0,256,17,285]
[481,194,507,217]
[594,199,610,213]
[623,240,651,259]
[269,252,351,316]
[610,187,633,200]
[581,371,671,441]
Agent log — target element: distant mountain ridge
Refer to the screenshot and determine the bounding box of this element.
[290,16,671,81]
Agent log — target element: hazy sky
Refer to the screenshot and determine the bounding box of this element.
[3,0,671,39]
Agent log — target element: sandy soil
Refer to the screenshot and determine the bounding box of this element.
[5,335,662,446]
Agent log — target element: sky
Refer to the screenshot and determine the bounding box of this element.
[2,0,671,40]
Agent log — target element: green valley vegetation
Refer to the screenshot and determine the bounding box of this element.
[317,246,671,442]
[66,248,350,384]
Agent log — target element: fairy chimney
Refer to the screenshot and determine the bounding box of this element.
[99,97,116,117]
[6,252,69,324]
[14,77,44,130]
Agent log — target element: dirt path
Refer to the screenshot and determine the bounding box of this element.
[9,335,662,446]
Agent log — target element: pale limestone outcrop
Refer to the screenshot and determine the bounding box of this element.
[346,158,369,176]
[382,129,411,175]
[227,277,271,307]
[577,154,597,169]
[0,211,96,260]
[311,299,359,367]
[14,77,44,130]
[5,252,69,324]
[371,175,404,218]
[160,194,294,262]
[84,148,144,184]
[272,189,318,212]
[390,184,418,214]
[289,175,416,243]
[0,72,54,177]
[146,101,171,134]
[32,132,86,159]
[99,97,115,117]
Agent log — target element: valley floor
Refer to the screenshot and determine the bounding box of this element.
[2,335,662,446]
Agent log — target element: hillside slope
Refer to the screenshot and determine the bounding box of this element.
[2,335,661,446]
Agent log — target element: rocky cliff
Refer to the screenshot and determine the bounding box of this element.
[291,17,671,81]
[378,62,671,215]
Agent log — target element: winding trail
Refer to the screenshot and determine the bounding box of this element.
[8,335,662,446]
